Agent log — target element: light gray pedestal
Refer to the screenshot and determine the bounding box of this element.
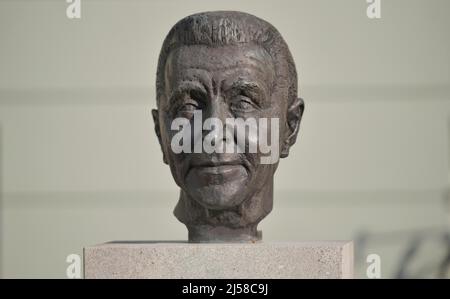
[84,241,353,279]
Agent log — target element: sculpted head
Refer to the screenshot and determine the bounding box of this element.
[152,11,304,242]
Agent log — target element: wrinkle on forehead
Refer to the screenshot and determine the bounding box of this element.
[165,44,276,90]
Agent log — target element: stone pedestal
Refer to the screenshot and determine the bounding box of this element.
[84,241,353,279]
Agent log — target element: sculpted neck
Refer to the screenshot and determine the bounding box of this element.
[174,178,274,243]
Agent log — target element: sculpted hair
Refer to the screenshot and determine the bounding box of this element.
[155,11,298,108]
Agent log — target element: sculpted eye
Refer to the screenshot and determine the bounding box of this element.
[176,93,202,114]
[179,101,199,112]
[176,88,207,114]
[231,96,257,112]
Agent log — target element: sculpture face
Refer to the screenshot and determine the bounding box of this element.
[159,44,283,210]
[152,11,304,242]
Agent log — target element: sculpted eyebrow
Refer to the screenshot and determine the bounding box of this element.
[170,81,208,103]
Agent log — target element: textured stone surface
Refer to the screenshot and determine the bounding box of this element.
[84,241,353,279]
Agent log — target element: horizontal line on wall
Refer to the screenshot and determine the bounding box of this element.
[1,189,447,208]
[0,84,449,106]
[0,87,155,106]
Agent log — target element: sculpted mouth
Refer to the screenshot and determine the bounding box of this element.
[193,165,242,175]
[186,161,248,186]
[188,161,243,174]
[191,160,240,167]
[186,159,251,179]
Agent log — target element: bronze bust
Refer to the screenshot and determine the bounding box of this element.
[152,11,304,242]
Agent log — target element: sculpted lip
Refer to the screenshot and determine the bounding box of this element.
[186,161,248,186]
[188,161,243,174]
[185,158,252,181]
[193,165,243,175]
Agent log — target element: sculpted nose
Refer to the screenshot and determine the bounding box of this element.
[201,96,230,146]
[204,95,229,123]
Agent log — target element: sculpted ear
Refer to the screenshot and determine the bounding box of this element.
[152,108,168,164]
[280,97,304,158]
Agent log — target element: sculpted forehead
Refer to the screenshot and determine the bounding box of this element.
[164,44,275,94]
[168,44,274,71]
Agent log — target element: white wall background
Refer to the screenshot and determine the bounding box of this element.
[0,0,449,278]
